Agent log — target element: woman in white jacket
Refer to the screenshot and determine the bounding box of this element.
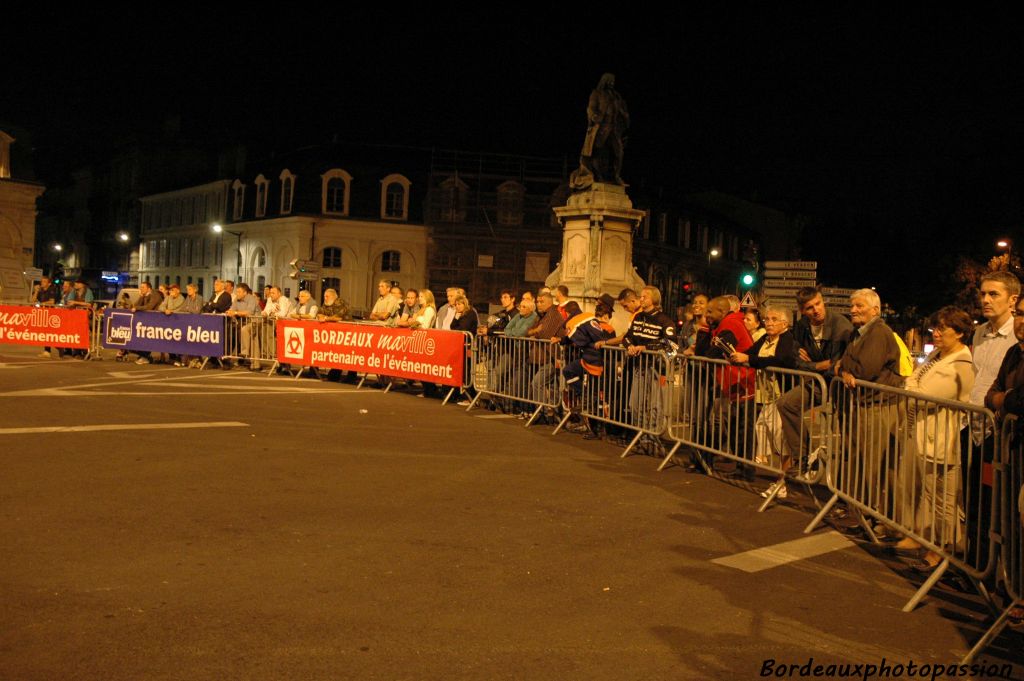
[893,306,975,572]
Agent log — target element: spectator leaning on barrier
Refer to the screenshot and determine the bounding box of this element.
[202,279,232,314]
[480,290,518,336]
[369,280,398,322]
[702,295,756,477]
[527,292,568,414]
[181,283,203,314]
[554,285,583,322]
[729,305,799,496]
[622,286,676,441]
[316,289,349,322]
[225,283,259,368]
[223,280,235,301]
[158,284,185,314]
[886,306,975,574]
[435,287,463,330]
[394,289,421,328]
[834,288,903,519]
[263,286,294,319]
[31,276,59,306]
[771,286,854,487]
[132,282,164,365]
[292,290,318,319]
[562,293,617,439]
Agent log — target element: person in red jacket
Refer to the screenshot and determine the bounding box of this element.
[701,296,756,479]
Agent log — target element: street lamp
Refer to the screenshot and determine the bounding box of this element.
[117,231,130,243]
[212,223,243,282]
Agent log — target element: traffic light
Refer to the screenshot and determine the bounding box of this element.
[679,281,693,305]
[740,272,756,288]
[51,262,65,286]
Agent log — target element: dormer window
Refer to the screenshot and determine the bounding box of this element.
[254,174,269,217]
[231,179,246,220]
[280,169,296,215]
[379,173,411,220]
[321,169,352,216]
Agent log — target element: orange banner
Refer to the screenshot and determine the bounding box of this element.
[0,305,91,349]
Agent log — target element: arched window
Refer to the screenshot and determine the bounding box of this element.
[321,277,341,294]
[321,169,352,216]
[252,246,267,268]
[437,176,468,222]
[322,247,342,268]
[381,250,401,273]
[255,174,269,217]
[379,173,411,220]
[497,181,525,226]
[232,180,246,220]
[280,169,296,214]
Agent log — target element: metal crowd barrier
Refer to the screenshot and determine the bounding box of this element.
[87,306,105,360]
[964,414,1024,663]
[221,315,279,372]
[549,345,673,455]
[467,334,565,427]
[804,377,998,613]
[661,355,831,507]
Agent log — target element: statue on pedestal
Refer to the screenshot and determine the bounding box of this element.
[569,73,630,191]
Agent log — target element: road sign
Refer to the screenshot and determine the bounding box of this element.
[762,288,801,300]
[24,267,43,279]
[763,279,812,290]
[821,286,857,296]
[764,260,817,270]
[763,269,817,280]
[740,292,758,309]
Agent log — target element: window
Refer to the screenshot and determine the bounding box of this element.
[322,247,342,268]
[437,175,467,222]
[381,250,401,272]
[280,169,295,214]
[252,246,267,268]
[198,278,204,296]
[322,276,341,293]
[256,275,266,292]
[497,181,525,226]
[182,239,191,266]
[255,174,269,217]
[232,180,246,220]
[321,169,352,216]
[379,173,411,220]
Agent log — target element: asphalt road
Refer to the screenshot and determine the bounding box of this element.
[1,347,1021,680]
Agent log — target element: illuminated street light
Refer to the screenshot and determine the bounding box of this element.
[211,223,242,280]
[997,239,1010,249]
[117,231,130,242]
[52,243,63,252]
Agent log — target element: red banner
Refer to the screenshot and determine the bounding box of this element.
[275,320,466,387]
[0,305,91,349]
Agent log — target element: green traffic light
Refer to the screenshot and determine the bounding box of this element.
[741,274,755,286]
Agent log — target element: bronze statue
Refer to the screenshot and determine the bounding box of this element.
[570,73,630,190]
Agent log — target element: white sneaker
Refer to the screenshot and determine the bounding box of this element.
[761,480,788,499]
[135,357,150,365]
[37,351,51,358]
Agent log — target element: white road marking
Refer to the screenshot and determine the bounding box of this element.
[0,421,250,435]
[474,414,516,419]
[107,371,155,379]
[710,531,855,573]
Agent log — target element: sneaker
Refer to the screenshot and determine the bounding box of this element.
[135,357,150,365]
[37,351,51,358]
[173,361,184,367]
[761,480,788,500]
[457,400,471,406]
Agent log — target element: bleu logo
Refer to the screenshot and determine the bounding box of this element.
[105,311,134,346]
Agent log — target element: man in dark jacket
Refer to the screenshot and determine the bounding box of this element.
[622,286,676,436]
[775,287,853,472]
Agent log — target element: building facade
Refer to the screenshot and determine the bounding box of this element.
[0,130,45,303]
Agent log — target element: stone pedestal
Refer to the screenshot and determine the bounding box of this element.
[546,183,645,310]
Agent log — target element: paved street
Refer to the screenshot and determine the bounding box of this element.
[0,347,1021,681]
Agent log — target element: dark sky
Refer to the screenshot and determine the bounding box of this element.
[7,7,1024,310]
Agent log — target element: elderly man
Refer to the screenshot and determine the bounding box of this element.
[291,290,319,319]
[833,288,903,519]
[525,292,567,415]
[434,287,463,330]
[202,279,232,314]
[249,286,294,371]
[316,288,350,322]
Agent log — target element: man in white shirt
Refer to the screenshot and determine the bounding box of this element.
[434,287,462,330]
[252,286,293,370]
[964,270,1020,567]
[369,280,399,322]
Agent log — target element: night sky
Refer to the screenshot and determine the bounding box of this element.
[7,8,1024,311]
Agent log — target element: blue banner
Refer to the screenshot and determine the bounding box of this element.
[102,309,225,356]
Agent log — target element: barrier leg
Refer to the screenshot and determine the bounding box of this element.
[961,604,1016,665]
[466,393,482,412]
[524,405,543,428]
[620,431,643,459]
[441,387,455,405]
[902,557,949,613]
[356,374,366,389]
[552,411,572,435]
[657,441,682,472]
[757,475,787,513]
[804,493,839,534]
